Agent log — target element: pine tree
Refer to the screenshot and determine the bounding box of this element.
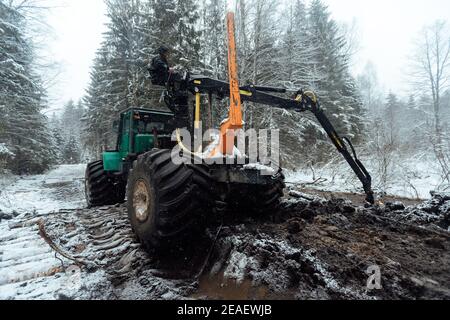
[49,114,65,164]
[149,0,202,69]
[82,43,115,158]
[307,0,365,140]
[202,0,227,79]
[63,135,81,164]
[106,0,155,109]
[52,128,65,164]
[173,0,202,70]
[0,1,56,174]
[150,0,178,51]
[357,61,381,115]
[276,0,315,88]
[61,100,84,141]
[48,100,85,164]
[384,92,404,147]
[248,0,280,86]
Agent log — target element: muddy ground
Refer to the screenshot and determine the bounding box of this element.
[193,188,450,300]
[1,186,449,300]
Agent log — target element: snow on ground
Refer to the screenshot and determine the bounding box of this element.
[285,158,447,200]
[0,204,193,300]
[0,165,86,215]
[0,219,79,300]
[0,164,93,299]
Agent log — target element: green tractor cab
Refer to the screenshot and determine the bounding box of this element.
[85,108,175,208]
[101,108,175,174]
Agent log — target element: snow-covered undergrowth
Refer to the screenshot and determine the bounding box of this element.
[0,164,86,216]
[286,156,448,200]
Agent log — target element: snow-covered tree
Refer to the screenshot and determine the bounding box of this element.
[409,20,450,183]
[276,0,315,88]
[52,129,65,163]
[202,0,227,79]
[48,100,84,164]
[173,0,201,70]
[60,100,84,141]
[82,43,116,158]
[63,135,81,164]
[82,0,205,158]
[0,1,56,174]
[230,0,281,87]
[150,0,178,51]
[306,0,365,141]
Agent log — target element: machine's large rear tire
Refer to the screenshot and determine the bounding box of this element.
[246,170,286,215]
[127,149,213,252]
[85,160,126,208]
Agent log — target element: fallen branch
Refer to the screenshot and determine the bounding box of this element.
[287,177,328,187]
[37,219,89,268]
[306,177,328,185]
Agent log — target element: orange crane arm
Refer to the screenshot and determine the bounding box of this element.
[226,12,243,127]
[210,12,243,156]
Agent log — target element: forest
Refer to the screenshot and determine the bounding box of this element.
[1,0,450,302]
[1,0,449,197]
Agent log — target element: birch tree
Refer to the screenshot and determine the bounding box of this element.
[410,21,450,133]
[410,20,450,182]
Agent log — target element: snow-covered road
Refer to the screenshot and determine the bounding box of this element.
[0,165,86,216]
[0,165,92,299]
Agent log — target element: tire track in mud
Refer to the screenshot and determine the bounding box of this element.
[0,206,201,300]
[41,205,201,300]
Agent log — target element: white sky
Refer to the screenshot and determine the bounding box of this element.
[44,0,450,112]
[45,0,107,113]
[325,0,450,94]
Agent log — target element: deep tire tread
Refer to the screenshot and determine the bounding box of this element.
[246,171,286,215]
[85,160,126,208]
[127,149,214,252]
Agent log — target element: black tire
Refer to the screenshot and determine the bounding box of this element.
[245,169,286,215]
[85,160,126,208]
[127,149,213,252]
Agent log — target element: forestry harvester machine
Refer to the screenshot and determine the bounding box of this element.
[85,13,374,252]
